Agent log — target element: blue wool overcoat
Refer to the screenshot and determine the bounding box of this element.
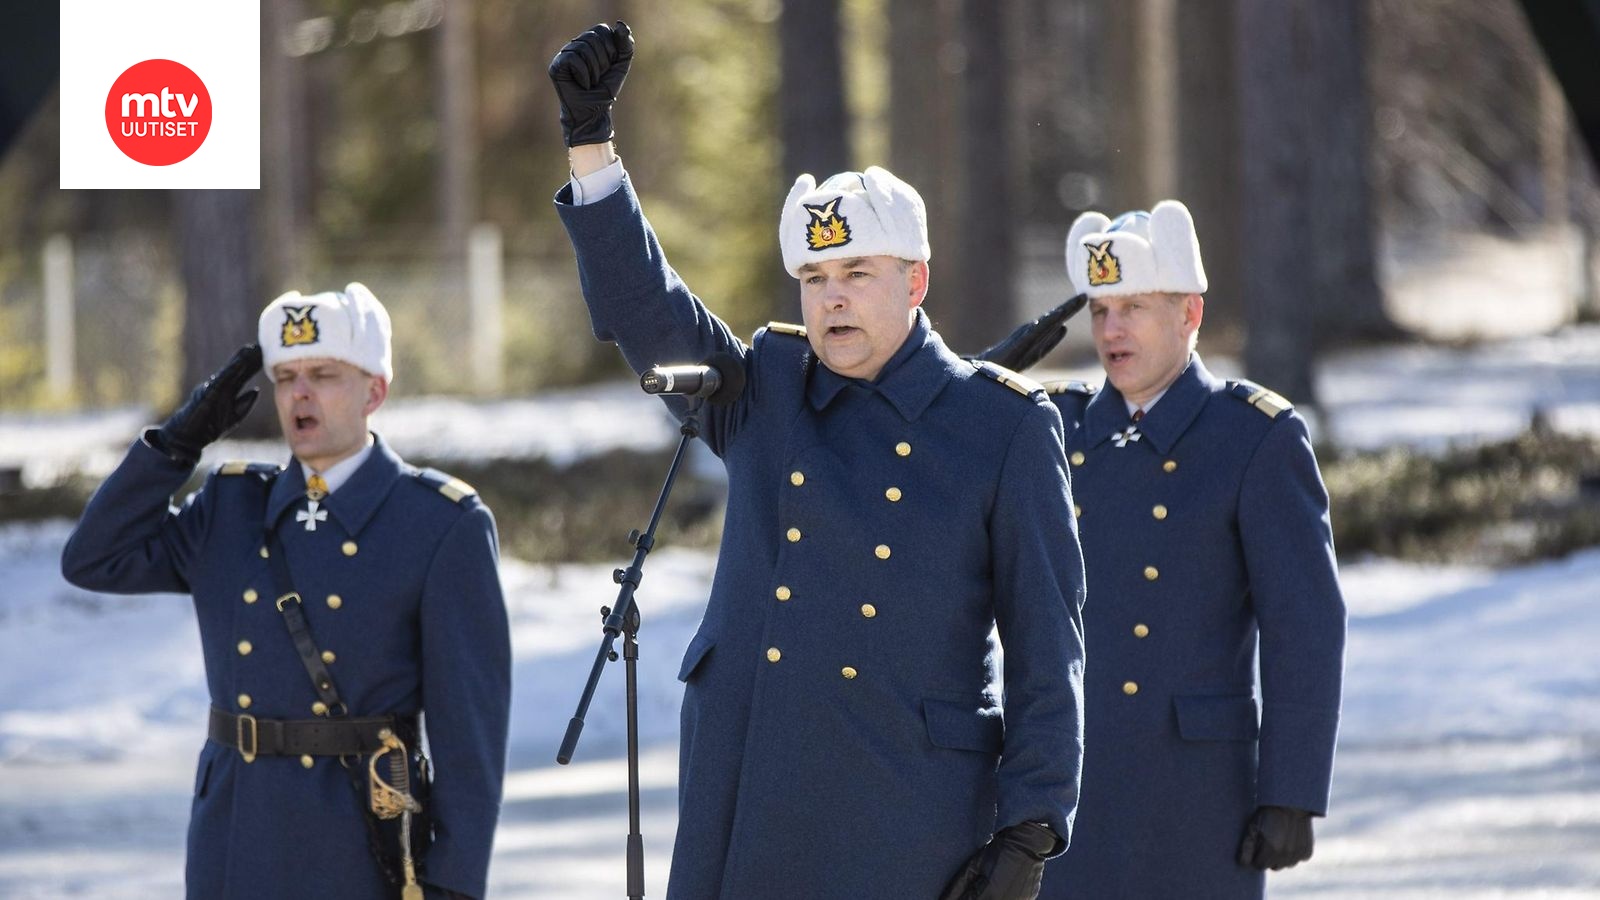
[1038,355,1345,900]
[60,433,511,899]
[557,175,1087,900]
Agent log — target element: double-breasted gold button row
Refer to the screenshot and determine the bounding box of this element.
[774,585,876,619]
[765,647,857,679]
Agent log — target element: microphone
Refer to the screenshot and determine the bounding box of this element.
[639,352,746,405]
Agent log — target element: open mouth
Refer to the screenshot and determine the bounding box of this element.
[1106,350,1134,365]
[293,415,319,434]
[826,325,859,337]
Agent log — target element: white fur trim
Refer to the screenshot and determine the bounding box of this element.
[779,165,930,277]
[1064,199,1207,298]
[258,282,394,382]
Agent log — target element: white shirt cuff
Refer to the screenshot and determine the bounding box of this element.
[570,159,625,205]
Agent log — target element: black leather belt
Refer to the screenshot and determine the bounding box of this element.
[210,707,418,762]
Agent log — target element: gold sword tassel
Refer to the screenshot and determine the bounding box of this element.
[369,728,424,900]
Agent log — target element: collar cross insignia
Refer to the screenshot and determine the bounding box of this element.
[297,499,328,531]
[1112,424,1143,448]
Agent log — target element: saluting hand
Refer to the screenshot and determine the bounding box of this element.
[548,21,634,147]
[970,293,1087,373]
[150,343,262,465]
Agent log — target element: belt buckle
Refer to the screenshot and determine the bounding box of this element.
[275,591,302,612]
[236,713,258,763]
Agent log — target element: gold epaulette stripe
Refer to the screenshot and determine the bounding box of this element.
[437,476,477,503]
[766,322,808,338]
[218,461,251,476]
[1246,388,1292,418]
[975,361,1045,397]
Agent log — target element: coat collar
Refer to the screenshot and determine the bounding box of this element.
[1082,353,1217,453]
[264,432,405,536]
[806,308,955,422]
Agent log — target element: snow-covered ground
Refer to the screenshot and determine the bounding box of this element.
[2,325,1599,897]
[2,523,1597,898]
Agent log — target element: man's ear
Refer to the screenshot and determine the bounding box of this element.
[1184,293,1205,335]
[907,260,930,310]
[365,376,389,416]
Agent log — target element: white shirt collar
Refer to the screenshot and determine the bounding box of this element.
[1125,386,1170,418]
[299,433,376,495]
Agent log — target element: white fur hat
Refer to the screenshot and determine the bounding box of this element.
[1065,200,1207,298]
[258,282,394,382]
[779,165,930,277]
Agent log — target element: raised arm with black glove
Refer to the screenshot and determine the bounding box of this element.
[145,343,262,466]
[970,293,1087,373]
[548,21,634,147]
[939,821,1059,900]
[1237,805,1316,870]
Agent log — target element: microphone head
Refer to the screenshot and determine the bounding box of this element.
[703,352,746,406]
[639,370,669,394]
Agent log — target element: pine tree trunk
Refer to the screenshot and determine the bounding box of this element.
[174,190,274,436]
[1236,0,1317,405]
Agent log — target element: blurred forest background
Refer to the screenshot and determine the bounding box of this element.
[4,0,1600,565]
[2,0,1597,415]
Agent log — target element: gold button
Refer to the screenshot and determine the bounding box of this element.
[841,666,858,680]
[1134,623,1150,638]
[1163,460,1178,473]
[237,640,253,656]
[895,441,912,457]
[1074,504,1082,518]
[243,589,259,604]
[1123,681,1139,695]
[1152,504,1168,520]
[341,541,358,556]
[326,594,343,610]
[885,486,902,502]
[259,546,269,559]
[237,693,252,709]
[766,647,781,663]
[1144,566,1159,581]
[1070,451,1085,466]
[786,527,802,543]
[874,544,891,560]
[790,471,805,486]
[775,585,792,601]
[312,701,328,716]
[860,603,877,618]
[300,755,315,769]
[321,650,336,664]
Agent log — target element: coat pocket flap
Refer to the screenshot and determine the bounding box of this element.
[677,631,716,683]
[1173,694,1260,742]
[922,698,1004,753]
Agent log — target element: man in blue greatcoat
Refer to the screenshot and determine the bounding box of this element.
[1022,201,1347,899]
[548,23,1086,900]
[61,284,511,899]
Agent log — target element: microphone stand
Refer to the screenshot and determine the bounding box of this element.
[558,398,703,900]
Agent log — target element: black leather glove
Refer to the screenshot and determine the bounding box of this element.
[939,821,1059,900]
[547,21,634,147]
[971,293,1088,373]
[1237,805,1315,870]
[148,344,262,465]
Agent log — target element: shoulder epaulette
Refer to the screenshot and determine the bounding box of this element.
[1041,379,1099,397]
[416,467,478,504]
[214,460,282,478]
[764,321,808,339]
[972,360,1046,399]
[1227,380,1293,419]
